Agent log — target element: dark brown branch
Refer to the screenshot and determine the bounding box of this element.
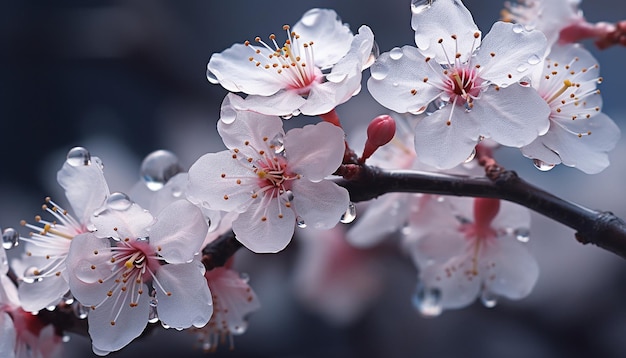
[336,164,626,259]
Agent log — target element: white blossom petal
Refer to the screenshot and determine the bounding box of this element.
[149,200,208,264]
[57,157,109,225]
[0,312,16,358]
[155,259,213,329]
[485,237,539,299]
[18,275,68,313]
[298,72,361,116]
[284,122,345,181]
[291,180,349,230]
[347,193,412,248]
[232,199,295,253]
[230,91,307,117]
[91,202,154,240]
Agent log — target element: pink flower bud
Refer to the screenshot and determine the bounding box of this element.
[360,115,396,163]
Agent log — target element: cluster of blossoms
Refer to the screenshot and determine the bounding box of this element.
[0,0,622,356]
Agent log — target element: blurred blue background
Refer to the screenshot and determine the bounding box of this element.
[2,0,626,357]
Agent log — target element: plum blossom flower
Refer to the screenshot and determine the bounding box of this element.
[16,147,109,313]
[193,265,260,352]
[368,0,551,169]
[206,8,375,117]
[404,196,538,314]
[1,246,63,358]
[187,95,349,253]
[521,44,620,173]
[66,196,212,355]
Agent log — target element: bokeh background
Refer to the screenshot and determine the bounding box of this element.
[2,0,626,357]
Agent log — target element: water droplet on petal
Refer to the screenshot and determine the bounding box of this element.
[411,0,434,14]
[73,303,89,319]
[326,71,348,83]
[512,24,524,33]
[516,64,528,72]
[106,192,133,211]
[2,228,19,249]
[140,150,182,191]
[206,69,219,84]
[148,305,159,323]
[464,148,476,163]
[161,321,170,329]
[532,159,556,171]
[22,266,42,284]
[220,105,237,124]
[300,9,321,27]
[407,104,427,115]
[63,291,75,305]
[232,322,248,335]
[527,54,541,65]
[296,216,307,229]
[270,133,285,154]
[340,202,357,224]
[480,289,498,308]
[62,335,71,343]
[389,47,403,60]
[370,61,389,80]
[513,227,531,242]
[363,40,380,69]
[280,113,293,120]
[66,147,91,167]
[280,190,294,203]
[46,305,56,311]
[412,282,442,317]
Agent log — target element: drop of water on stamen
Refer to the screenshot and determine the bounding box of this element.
[370,61,389,81]
[232,322,248,335]
[527,54,541,65]
[412,282,442,317]
[532,159,556,171]
[66,147,91,167]
[73,303,89,319]
[22,266,42,284]
[512,24,525,33]
[389,47,404,60]
[140,150,182,191]
[513,227,531,242]
[480,289,498,308]
[464,148,476,163]
[106,192,133,211]
[206,69,219,84]
[411,0,434,14]
[281,190,294,202]
[2,227,19,249]
[296,216,307,229]
[340,202,357,224]
[364,40,380,69]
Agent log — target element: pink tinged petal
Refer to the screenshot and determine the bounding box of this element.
[0,312,16,358]
[292,8,353,69]
[91,203,154,240]
[88,287,150,354]
[18,275,69,312]
[284,122,345,181]
[298,69,361,116]
[149,200,208,264]
[324,25,375,83]
[232,199,295,253]
[207,43,285,95]
[187,151,255,213]
[206,267,260,333]
[474,22,547,85]
[413,105,481,169]
[420,255,481,310]
[155,260,213,329]
[66,233,116,304]
[57,157,110,225]
[347,193,411,248]
[471,84,551,147]
[367,46,441,114]
[409,227,466,265]
[484,238,539,300]
[411,0,480,64]
[291,180,349,230]
[231,91,307,117]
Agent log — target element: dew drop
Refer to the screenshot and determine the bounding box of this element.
[232,322,248,335]
[140,150,182,191]
[363,40,380,69]
[532,159,556,171]
[2,228,19,250]
[411,0,434,14]
[527,54,541,65]
[296,216,307,229]
[66,147,91,167]
[513,227,531,243]
[148,306,159,323]
[63,291,75,305]
[407,104,427,115]
[161,322,170,329]
[326,71,348,83]
[106,192,133,211]
[73,303,89,319]
[389,47,404,60]
[46,305,56,311]
[480,289,498,308]
[340,202,357,224]
[280,113,293,120]
[412,282,442,317]
[206,69,219,84]
[220,105,237,124]
[516,64,528,73]
[370,61,389,80]
[280,190,294,202]
[62,335,71,343]
[512,24,524,33]
[464,148,476,163]
[22,266,42,284]
[300,8,321,27]
[270,133,285,154]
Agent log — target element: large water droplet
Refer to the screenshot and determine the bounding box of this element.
[480,289,498,308]
[532,159,556,171]
[148,305,159,323]
[296,216,307,229]
[412,282,442,317]
[140,150,182,191]
[370,61,389,80]
[363,40,380,69]
[73,303,89,319]
[280,113,293,120]
[464,148,476,163]
[66,147,91,167]
[527,54,541,65]
[106,192,133,211]
[512,24,524,33]
[2,227,19,249]
[46,305,56,311]
[389,47,404,60]
[63,291,75,305]
[326,71,348,83]
[300,9,321,27]
[513,227,530,243]
[516,64,528,73]
[280,190,294,202]
[220,105,237,124]
[340,202,357,224]
[411,0,434,14]
[22,266,42,284]
[206,69,219,84]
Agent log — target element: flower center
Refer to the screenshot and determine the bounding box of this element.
[445,67,482,105]
[246,25,322,95]
[254,155,294,196]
